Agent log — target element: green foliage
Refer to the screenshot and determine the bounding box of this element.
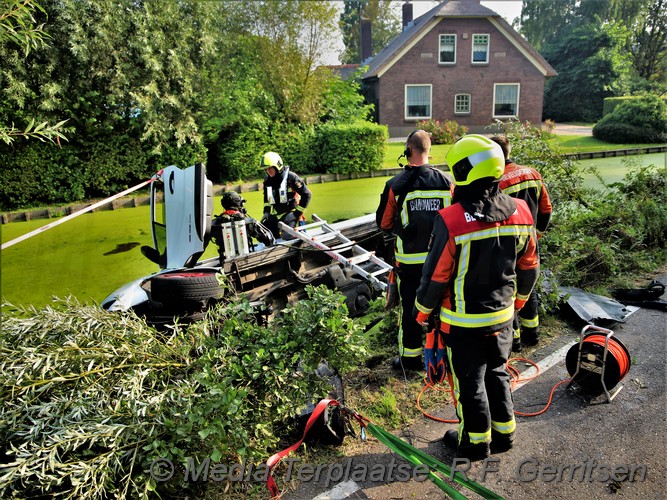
[601,96,667,116]
[315,121,388,175]
[541,162,667,288]
[0,285,364,498]
[0,138,206,209]
[319,68,374,124]
[488,119,587,208]
[416,119,468,145]
[543,21,634,122]
[593,94,667,143]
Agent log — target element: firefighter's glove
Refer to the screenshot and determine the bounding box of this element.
[385,282,399,310]
[514,297,527,311]
[261,212,270,225]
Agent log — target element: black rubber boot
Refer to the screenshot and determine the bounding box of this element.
[521,327,539,347]
[391,356,423,371]
[443,430,490,462]
[490,429,514,454]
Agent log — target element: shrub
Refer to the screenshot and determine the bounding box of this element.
[315,121,388,174]
[0,285,365,498]
[416,119,467,144]
[593,95,667,143]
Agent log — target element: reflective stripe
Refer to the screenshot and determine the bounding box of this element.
[469,149,499,167]
[440,305,514,328]
[469,429,491,444]
[400,190,452,226]
[491,419,516,434]
[415,301,432,314]
[454,225,533,245]
[502,180,542,196]
[513,327,521,340]
[520,315,539,328]
[516,291,531,302]
[403,347,423,358]
[395,251,428,264]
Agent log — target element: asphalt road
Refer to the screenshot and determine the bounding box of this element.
[282,275,666,500]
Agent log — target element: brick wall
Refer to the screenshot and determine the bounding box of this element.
[377,18,547,136]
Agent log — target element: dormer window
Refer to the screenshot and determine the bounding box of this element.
[472,34,489,63]
[439,34,456,64]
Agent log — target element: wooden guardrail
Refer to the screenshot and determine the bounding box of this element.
[2,147,665,224]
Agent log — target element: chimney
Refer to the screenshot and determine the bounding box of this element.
[360,18,372,63]
[402,1,413,31]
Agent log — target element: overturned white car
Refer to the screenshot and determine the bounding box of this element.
[102,164,392,325]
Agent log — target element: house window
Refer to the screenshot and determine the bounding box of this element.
[493,84,520,117]
[439,34,456,64]
[455,94,471,114]
[472,34,489,63]
[405,85,432,119]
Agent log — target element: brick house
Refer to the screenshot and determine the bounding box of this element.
[362,0,557,137]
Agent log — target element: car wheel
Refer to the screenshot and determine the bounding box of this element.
[151,271,224,306]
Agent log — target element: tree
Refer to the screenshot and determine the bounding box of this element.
[542,21,634,122]
[631,0,667,82]
[0,0,66,145]
[339,0,401,64]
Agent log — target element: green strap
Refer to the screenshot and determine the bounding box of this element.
[366,423,466,499]
[366,423,505,500]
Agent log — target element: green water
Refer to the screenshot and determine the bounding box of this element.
[2,154,665,309]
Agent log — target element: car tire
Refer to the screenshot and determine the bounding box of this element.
[151,271,223,306]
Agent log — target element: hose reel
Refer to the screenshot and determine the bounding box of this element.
[566,325,631,402]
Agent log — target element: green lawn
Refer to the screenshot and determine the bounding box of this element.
[549,135,663,154]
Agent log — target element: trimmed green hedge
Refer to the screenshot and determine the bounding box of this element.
[1,122,388,210]
[208,121,388,183]
[0,137,207,211]
[603,95,667,116]
[593,95,667,144]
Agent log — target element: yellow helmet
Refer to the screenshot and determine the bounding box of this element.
[260,151,284,172]
[446,134,505,186]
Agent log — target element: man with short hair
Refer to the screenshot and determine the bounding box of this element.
[376,130,453,371]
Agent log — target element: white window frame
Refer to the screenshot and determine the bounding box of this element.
[439,34,457,64]
[493,83,520,118]
[454,94,471,114]
[471,34,489,64]
[404,84,432,120]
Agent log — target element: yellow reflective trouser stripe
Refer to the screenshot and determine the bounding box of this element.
[469,429,492,444]
[520,315,539,328]
[403,347,423,358]
[440,305,514,328]
[492,419,516,434]
[513,327,521,340]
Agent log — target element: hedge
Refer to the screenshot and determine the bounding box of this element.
[0,137,207,211]
[603,95,667,116]
[593,95,667,144]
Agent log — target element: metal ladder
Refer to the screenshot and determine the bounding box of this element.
[279,215,392,292]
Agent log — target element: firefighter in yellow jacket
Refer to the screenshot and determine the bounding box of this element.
[414,135,539,461]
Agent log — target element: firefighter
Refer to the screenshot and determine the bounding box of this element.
[414,135,539,461]
[491,135,552,351]
[376,130,453,371]
[210,191,275,259]
[260,152,312,240]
